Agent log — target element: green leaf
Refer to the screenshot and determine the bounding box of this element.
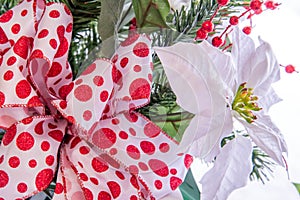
[132,0,170,29]
[98,0,125,58]
[180,169,201,200]
[293,183,300,194]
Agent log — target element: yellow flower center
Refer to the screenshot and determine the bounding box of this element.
[232,82,262,123]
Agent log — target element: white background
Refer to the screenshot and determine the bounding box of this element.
[192,0,300,199]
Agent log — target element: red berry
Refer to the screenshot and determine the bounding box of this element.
[195,28,208,40]
[131,18,137,26]
[212,36,223,47]
[265,1,277,10]
[217,0,229,6]
[242,26,252,35]
[285,65,296,73]
[229,16,239,25]
[201,20,214,33]
[250,0,262,11]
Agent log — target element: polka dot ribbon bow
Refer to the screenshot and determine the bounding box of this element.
[0,1,193,199]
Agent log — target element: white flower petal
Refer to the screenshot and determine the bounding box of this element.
[249,38,280,95]
[241,114,288,166]
[200,136,253,200]
[155,43,230,158]
[231,27,255,86]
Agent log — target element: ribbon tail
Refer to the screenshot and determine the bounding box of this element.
[0,116,67,199]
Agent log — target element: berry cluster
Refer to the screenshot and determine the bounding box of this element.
[195,0,280,47]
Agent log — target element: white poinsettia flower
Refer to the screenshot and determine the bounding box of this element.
[227,27,287,166]
[155,27,288,200]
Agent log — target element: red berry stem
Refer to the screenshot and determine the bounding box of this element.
[210,5,221,21]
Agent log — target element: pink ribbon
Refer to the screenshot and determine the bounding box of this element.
[0,1,193,199]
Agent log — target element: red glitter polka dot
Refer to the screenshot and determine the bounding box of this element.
[126,145,140,160]
[21,9,28,16]
[28,159,37,168]
[140,141,155,155]
[112,65,122,84]
[83,110,92,121]
[92,128,117,149]
[129,78,150,100]
[22,117,33,124]
[0,10,13,23]
[79,146,90,155]
[120,34,139,47]
[93,76,104,86]
[48,130,64,142]
[38,29,49,38]
[48,62,62,77]
[3,70,13,81]
[16,132,34,151]
[148,159,169,177]
[59,100,67,109]
[31,49,44,59]
[111,118,119,125]
[49,39,57,49]
[7,56,16,66]
[2,124,16,146]
[98,191,111,200]
[35,169,54,191]
[154,180,162,190]
[8,156,20,168]
[79,173,88,181]
[0,170,9,188]
[138,162,149,171]
[45,155,55,166]
[133,65,141,72]
[129,165,139,174]
[144,122,161,138]
[119,131,128,140]
[133,42,149,57]
[129,128,136,136]
[49,10,60,18]
[74,85,93,102]
[170,176,182,190]
[41,141,50,151]
[83,187,93,200]
[170,168,177,175]
[115,171,125,180]
[100,90,109,102]
[90,177,99,185]
[54,182,63,194]
[107,181,121,198]
[91,157,109,173]
[130,195,138,200]
[159,143,170,153]
[13,36,30,59]
[120,57,129,68]
[11,24,21,34]
[184,154,193,169]
[130,175,139,189]
[16,80,31,99]
[66,23,72,33]
[59,82,74,100]
[0,92,5,106]
[70,136,81,149]
[54,37,68,58]
[17,182,27,193]
[81,63,96,75]
[34,121,44,135]
[109,148,117,155]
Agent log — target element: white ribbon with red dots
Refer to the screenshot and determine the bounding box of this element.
[0,1,192,199]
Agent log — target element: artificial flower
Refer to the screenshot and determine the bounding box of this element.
[155,27,288,200]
